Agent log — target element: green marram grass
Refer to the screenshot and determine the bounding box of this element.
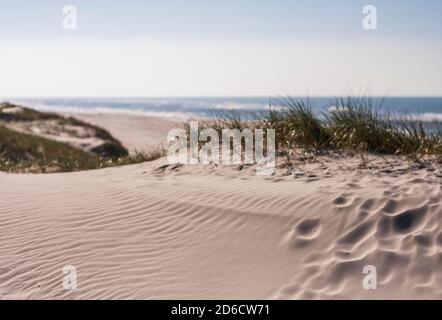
[196,96,442,159]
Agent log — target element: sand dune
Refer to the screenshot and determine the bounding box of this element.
[64,113,179,153]
[1,113,442,299]
[1,155,442,299]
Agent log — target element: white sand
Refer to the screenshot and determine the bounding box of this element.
[1,113,442,299]
[64,113,179,153]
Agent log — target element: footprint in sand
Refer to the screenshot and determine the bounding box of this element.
[296,218,321,238]
[376,205,428,238]
[291,218,321,247]
[382,199,399,214]
[414,234,433,248]
[333,196,349,206]
[392,206,427,234]
[360,198,375,210]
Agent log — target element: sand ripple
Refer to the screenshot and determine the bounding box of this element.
[1,161,442,299]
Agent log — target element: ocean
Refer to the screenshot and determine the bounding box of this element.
[8,97,442,121]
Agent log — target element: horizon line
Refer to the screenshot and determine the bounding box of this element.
[4,95,442,100]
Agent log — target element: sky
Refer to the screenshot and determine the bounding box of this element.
[0,0,441,97]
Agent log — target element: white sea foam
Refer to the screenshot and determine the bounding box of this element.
[415,113,442,122]
[10,100,192,119]
[9,98,275,119]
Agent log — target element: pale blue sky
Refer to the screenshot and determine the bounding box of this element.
[0,0,441,96]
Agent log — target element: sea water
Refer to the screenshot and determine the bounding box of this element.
[7,96,442,121]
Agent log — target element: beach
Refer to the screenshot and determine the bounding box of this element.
[1,111,442,299]
[62,112,179,153]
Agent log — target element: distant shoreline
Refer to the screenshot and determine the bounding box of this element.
[5,96,442,121]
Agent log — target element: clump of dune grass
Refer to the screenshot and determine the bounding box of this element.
[392,116,442,157]
[327,96,442,157]
[198,96,442,161]
[188,99,329,154]
[263,97,330,151]
[325,96,398,154]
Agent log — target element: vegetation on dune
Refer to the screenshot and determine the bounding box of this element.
[196,96,442,160]
[0,102,60,122]
[3,96,442,174]
[0,125,165,173]
[0,103,165,173]
[265,97,331,151]
[0,102,127,158]
[0,125,102,172]
[326,97,442,157]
